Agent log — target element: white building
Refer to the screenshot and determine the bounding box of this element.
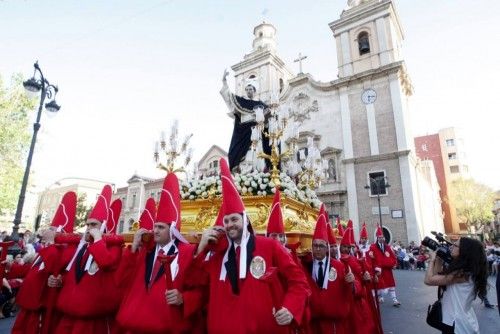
[36,177,113,229]
[223,0,443,243]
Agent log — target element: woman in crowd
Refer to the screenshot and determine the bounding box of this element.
[424,237,488,334]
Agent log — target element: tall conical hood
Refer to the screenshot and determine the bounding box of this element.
[139,198,157,231]
[375,224,384,238]
[213,204,224,227]
[340,227,355,246]
[336,217,344,237]
[327,221,337,245]
[88,185,112,222]
[313,214,328,242]
[360,222,368,240]
[157,173,181,227]
[51,191,77,233]
[220,158,245,215]
[266,188,284,235]
[157,173,187,243]
[106,199,122,234]
[347,219,353,229]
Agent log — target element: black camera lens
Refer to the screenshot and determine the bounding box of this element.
[422,236,439,251]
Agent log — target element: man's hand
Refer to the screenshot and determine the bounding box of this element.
[165,289,183,305]
[274,307,293,326]
[131,228,149,253]
[345,266,355,283]
[362,271,371,281]
[88,228,102,242]
[48,274,62,288]
[196,227,224,256]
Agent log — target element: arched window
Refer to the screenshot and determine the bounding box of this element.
[358,32,370,55]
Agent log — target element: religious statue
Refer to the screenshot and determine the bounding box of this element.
[327,158,337,182]
[220,69,271,172]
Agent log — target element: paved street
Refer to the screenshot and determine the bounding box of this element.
[1,270,498,333]
[380,270,499,334]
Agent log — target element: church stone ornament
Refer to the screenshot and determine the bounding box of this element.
[289,93,319,123]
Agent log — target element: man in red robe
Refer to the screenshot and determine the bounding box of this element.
[193,158,310,334]
[356,223,384,334]
[339,228,377,334]
[303,214,353,334]
[12,192,77,334]
[265,188,309,333]
[368,225,400,307]
[116,174,205,334]
[53,185,123,334]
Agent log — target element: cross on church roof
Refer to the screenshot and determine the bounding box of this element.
[294,52,308,74]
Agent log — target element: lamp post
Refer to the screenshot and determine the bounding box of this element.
[11,62,60,242]
[364,176,390,240]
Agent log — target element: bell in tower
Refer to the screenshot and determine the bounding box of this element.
[358,32,370,55]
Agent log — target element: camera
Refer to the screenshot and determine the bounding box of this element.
[421,231,453,264]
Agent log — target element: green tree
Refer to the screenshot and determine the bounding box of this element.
[449,178,495,234]
[0,73,36,215]
[75,192,90,229]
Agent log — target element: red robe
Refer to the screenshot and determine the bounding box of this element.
[55,239,122,334]
[340,255,376,334]
[192,236,310,334]
[357,255,384,334]
[368,243,397,289]
[303,257,351,334]
[115,242,205,334]
[12,245,61,334]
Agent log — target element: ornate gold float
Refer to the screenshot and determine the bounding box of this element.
[125,194,318,254]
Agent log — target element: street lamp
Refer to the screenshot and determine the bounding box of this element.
[11,62,60,244]
[364,176,390,240]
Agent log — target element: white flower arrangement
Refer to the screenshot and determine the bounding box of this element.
[179,171,321,208]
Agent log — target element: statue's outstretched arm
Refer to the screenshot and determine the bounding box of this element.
[220,69,236,119]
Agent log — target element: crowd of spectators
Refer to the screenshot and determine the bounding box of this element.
[485,241,500,276]
[0,229,41,318]
[391,240,430,271]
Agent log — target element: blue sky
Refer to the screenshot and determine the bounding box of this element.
[1,0,499,190]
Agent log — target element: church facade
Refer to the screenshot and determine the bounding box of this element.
[227,0,443,243]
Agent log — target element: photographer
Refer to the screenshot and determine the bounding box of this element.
[424,237,488,334]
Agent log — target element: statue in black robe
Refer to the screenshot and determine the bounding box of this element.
[220,70,271,171]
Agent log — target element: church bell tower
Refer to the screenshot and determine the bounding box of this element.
[330,0,405,78]
[231,22,293,102]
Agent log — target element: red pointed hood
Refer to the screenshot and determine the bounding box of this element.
[327,221,336,245]
[51,191,77,233]
[157,173,181,227]
[313,214,328,242]
[266,188,284,235]
[88,185,112,222]
[347,219,353,229]
[336,217,344,237]
[220,158,244,215]
[139,198,157,231]
[213,204,224,227]
[360,222,368,240]
[375,224,384,238]
[106,199,122,234]
[156,173,187,243]
[340,227,355,246]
